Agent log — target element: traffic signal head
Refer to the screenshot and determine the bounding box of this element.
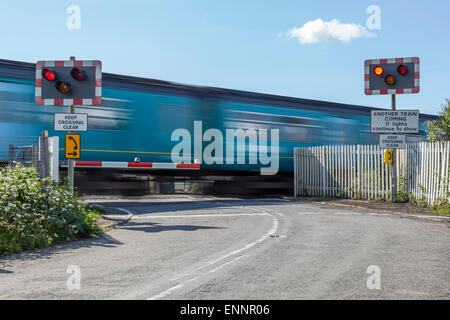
[55,81,71,94]
[397,64,408,75]
[35,60,102,105]
[364,57,419,95]
[385,75,396,86]
[71,68,87,81]
[42,68,57,81]
[373,66,384,76]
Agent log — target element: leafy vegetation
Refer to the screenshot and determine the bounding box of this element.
[189,182,201,194]
[0,165,100,256]
[395,178,448,215]
[396,172,409,203]
[431,197,450,216]
[426,99,450,142]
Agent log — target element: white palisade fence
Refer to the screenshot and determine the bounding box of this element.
[294,142,450,205]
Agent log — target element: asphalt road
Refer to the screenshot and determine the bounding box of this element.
[0,195,449,300]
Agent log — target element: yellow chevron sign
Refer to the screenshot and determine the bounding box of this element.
[65,134,80,159]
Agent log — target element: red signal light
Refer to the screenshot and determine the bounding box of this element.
[55,81,71,94]
[397,64,408,75]
[373,66,384,76]
[71,68,86,81]
[42,69,56,81]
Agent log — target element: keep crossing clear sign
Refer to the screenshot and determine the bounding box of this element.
[371,110,419,133]
[54,113,88,131]
[379,134,406,149]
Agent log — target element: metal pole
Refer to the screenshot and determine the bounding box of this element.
[68,104,75,192]
[67,56,76,192]
[391,94,397,202]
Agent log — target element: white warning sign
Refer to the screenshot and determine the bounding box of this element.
[371,110,419,133]
[379,134,406,149]
[54,113,88,132]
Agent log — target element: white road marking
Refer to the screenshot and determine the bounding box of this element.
[333,212,361,215]
[169,211,278,282]
[297,211,362,216]
[395,289,430,296]
[206,215,278,267]
[148,206,281,300]
[407,214,450,221]
[146,283,184,300]
[207,255,248,274]
[117,208,134,219]
[131,213,268,220]
[146,275,201,300]
[297,212,324,215]
[367,212,391,216]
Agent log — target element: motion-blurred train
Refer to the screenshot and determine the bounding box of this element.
[0,59,436,194]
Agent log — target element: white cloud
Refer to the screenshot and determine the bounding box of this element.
[285,19,376,44]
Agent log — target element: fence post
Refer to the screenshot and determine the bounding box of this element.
[8,144,14,166]
[357,145,361,199]
[38,130,50,179]
[49,136,59,183]
[294,148,298,197]
[323,145,326,197]
[32,144,39,168]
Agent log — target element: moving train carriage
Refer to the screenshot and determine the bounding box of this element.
[0,59,436,180]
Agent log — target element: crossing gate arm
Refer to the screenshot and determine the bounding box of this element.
[60,161,200,170]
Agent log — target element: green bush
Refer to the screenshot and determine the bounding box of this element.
[0,165,100,256]
[425,99,450,142]
[189,183,201,194]
[431,195,450,216]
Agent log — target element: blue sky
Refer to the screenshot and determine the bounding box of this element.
[0,0,449,115]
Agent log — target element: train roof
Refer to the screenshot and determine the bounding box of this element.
[0,58,438,121]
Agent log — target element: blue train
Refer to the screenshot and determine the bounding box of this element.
[0,59,435,177]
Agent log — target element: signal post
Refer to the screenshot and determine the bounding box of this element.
[365,57,420,202]
[391,93,397,201]
[35,57,102,192]
[68,58,76,191]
